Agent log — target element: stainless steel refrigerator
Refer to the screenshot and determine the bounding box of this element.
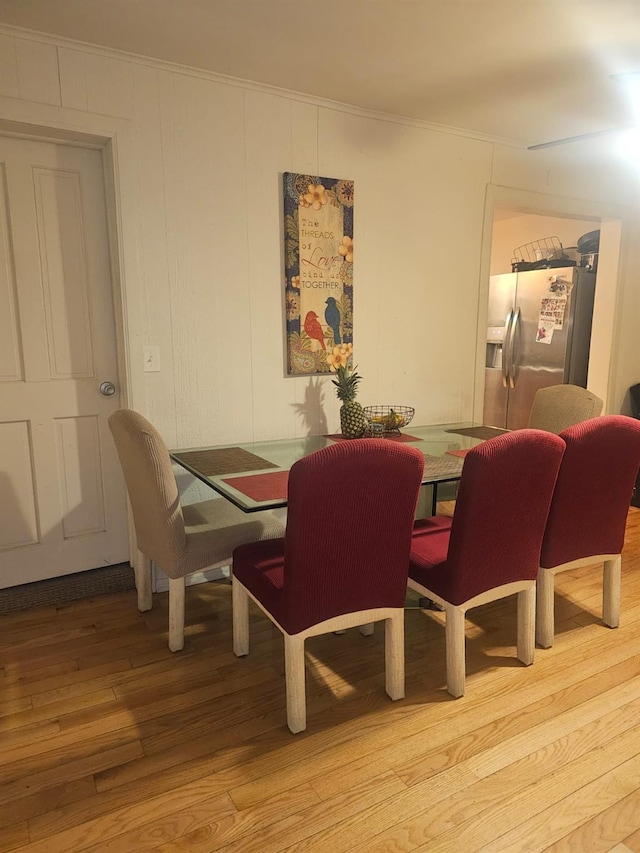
[483,267,596,430]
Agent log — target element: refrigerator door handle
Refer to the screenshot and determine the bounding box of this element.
[507,308,520,389]
[502,309,514,387]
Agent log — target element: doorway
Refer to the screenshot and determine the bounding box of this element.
[0,135,129,588]
[475,185,624,424]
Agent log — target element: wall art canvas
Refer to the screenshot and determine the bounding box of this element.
[283,172,354,375]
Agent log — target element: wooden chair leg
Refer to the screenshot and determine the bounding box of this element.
[603,555,621,628]
[135,551,153,612]
[517,586,535,665]
[359,622,374,636]
[384,611,404,700]
[284,634,306,733]
[536,567,555,648]
[232,577,250,656]
[445,604,466,698]
[168,576,185,652]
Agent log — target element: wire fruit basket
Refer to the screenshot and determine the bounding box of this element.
[363,405,415,434]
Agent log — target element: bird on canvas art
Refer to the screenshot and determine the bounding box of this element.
[303,311,326,350]
[324,296,341,345]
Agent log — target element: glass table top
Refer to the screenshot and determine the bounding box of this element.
[170,422,500,512]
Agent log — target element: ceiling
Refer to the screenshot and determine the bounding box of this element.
[0,0,638,147]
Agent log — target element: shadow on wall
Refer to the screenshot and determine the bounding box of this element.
[292,377,328,437]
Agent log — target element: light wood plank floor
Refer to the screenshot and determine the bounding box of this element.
[2,508,640,852]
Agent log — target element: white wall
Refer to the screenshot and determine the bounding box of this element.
[1,27,638,445]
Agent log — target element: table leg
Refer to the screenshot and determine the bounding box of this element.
[431,483,439,516]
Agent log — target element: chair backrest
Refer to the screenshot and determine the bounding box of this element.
[108,409,186,573]
[282,439,424,631]
[540,415,640,568]
[527,384,603,434]
[442,430,565,604]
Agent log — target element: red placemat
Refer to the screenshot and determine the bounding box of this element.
[446,448,472,458]
[222,470,289,502]
[326,433,422,444]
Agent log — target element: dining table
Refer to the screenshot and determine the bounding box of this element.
[170,422,508,515]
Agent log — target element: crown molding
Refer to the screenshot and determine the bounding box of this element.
[0,22,523,150]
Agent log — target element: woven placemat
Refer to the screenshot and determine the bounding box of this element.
[173,447,278,476]
[423,454,465,478]
[445,426,509,440]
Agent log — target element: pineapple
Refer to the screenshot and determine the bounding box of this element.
[332,363,366,439]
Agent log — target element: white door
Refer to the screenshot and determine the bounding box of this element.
[0,136,128,588]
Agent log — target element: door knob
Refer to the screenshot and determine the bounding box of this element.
[99,381,116,397]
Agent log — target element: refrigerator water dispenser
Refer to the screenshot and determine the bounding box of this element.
[486,326,505,369]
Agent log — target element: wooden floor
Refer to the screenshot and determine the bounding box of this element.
[3,511,640,852]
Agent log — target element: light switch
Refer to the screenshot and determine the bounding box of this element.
[143,345,161,372]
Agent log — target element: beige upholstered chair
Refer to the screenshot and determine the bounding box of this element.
[437,385,602,520]
[108,409,284,651]
[527,384,603,434]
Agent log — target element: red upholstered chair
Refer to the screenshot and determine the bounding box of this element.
[536,415,640,648]
[232,439,424,733]
[408,429,565,698]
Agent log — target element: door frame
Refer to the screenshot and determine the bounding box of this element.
[0,99,143,578]
[475,184,631,423]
